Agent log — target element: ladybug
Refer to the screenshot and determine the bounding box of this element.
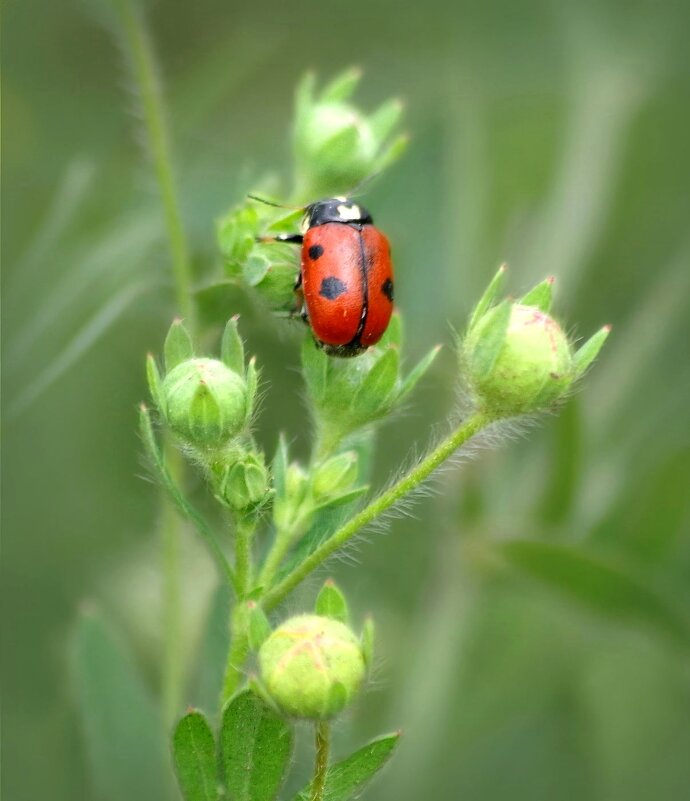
[268,197,395,357]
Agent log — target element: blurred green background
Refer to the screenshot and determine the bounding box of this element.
[4,0,690,799]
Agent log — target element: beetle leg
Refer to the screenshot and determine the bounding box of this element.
[256,233,303,244]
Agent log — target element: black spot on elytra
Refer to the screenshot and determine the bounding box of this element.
[308,244,324,260]
[319,276,348,300]
[381,277,394,301]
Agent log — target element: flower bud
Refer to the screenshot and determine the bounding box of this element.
[162,358,247,448]
[219,452,269,511]
[462,270,609,417]
[311,451,358,500]
[466,303,573,415]
[259,614,366,719]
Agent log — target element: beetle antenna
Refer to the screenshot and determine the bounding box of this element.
[247,194,301,211]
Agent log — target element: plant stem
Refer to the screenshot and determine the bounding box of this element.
[112,0,196,330]
[262,412,489,611]
[234,517,256,598]
[161,444,183,726]
[311,721,331,801]
[221,603,250,702]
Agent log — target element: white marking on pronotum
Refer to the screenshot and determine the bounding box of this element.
[337,204,362,221]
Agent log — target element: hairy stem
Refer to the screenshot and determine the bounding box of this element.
[234,518,256,598]
[112,0,196,329]
[262,412,489,611]
[311,721,331,801]
[221,603,250,702]
[161,444,183,726]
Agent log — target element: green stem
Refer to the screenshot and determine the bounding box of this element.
[234,518,256,598]
[221,603,250,702]
[112,0,196,330]
[161,444,183,726]
[262,412,489,611]
[311,721,331,801]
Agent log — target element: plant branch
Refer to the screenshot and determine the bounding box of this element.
[140,406,237,591]
[262,412,489,611]
[311,721,331,801]
[112,0,196,329]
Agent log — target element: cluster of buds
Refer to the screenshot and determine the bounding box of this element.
[293,68,407,199]
[462,266,610,418]
[255,580,373,719]
[146,317,270,512]
[302,313,441,453]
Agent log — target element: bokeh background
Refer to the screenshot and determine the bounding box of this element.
[4,0,690,799]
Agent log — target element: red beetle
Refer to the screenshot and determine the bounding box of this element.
[267,197,395,357]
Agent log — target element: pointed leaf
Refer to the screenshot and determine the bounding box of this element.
[320,67,362,103]
[245,357,259,422]
[374,134,409,173]
[295,71,316,131]
[354,347,399,418]
[519,276,554,312]
[302,333,329,404]
[315,579,350,624]
[221,689,294,801]
[398,345,441,402]
[247,601,272,651]
[146,353,164,410]
[467,300,510,378]
[173,711,219,801]
[467,264,508,332]
[290,732,401,801]
[312,485,369,513]
[221,316,245,373]
[377,310,403,350]
[361,617,375,669]
[495,539,690,649]
[71,609,168,801]
[573,325,611,378]
[165,318,194,371]
[369,98,404,143]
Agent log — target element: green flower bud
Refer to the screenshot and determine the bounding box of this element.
[259,614,366,719]
[162,358,247,448]
[293,70,406,198]
[466,303,572,415]
[219,452,269,511]
[463,270,610,416]
[312,451,358,500]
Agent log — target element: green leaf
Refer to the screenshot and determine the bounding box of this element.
[71,609,169,801]
[467,264,508,332]
[165,318,194,371]
[377,310,402,350]
[397,345,441,403]
[374,133,409,174]
[519,276,554,312]
[315,579,350,624]
[311,485,369,513]
[302,333,329,404]
[245,357,259,422]
[247,601,273,651]
[495,539,690,648]
[369,98,404,143]
[173,710,219,801]
[146,353,164,410]
[320,67,362,103]
[221,315,245,373]
[467,300,511,378]
[220,689,294,801]
[290,732,401,801]
[573,325,611,378]
[294,71,316,131]
[353,347,400,419]
[361,616,375,669]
